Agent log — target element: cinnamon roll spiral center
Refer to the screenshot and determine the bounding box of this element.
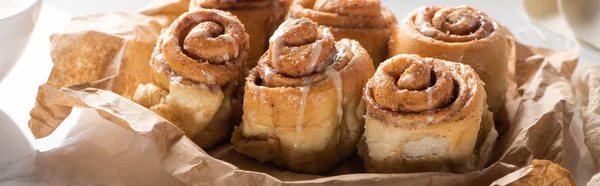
[373,56,455,113]
[181,20,240,64]
[414,6,495,42]
[432,9,480,35]
[396,61,432,91]
[258,19,357,88]
[268,18,335,77]
[157,9,248,86]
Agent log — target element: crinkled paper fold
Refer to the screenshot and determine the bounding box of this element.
[28,0,591,185]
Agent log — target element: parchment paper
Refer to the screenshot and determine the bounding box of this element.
[572,62,600,185]
[25,0,598,185]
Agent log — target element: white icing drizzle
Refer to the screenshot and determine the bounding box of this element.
[325,67,343,124]
[221,34,239,58]
[223,54,230,61]
[187,27,210,38]
[420,23,438,36]
[296,85,311,131]
[169,72,184,84]
[262,66,277,85]
[295,76,314,132]
[399,74,415,84]
[269,27,286,69]
[190,83,212,90]
[458,65,476,94]
[259,87,266,104]
[306,40,323,72]
[154,53,170,73]
[222,15,241,24]
[457,16,477,28]
[200,70,216,85]
[315,0,327,9]
[155,53,165,63]
[166,36,176,45]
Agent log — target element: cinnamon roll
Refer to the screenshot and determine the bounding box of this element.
[132,9,249,148]
[288,0,397,66]
[358,54,498,173]
[389,5,512,129]
[190,0,286,69]
[231,18,375,174]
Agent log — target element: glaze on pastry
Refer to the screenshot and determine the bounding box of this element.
[389,5,513,131]
[231,18,375,174]
[288,0,397,66]
[190,0,287,69]
[358,54,498,173]
[133,9,249,148]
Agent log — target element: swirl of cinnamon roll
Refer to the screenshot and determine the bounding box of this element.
[190,0,286,69]
[412,5,496,42]
[151,9,248,89]
[358,54,498,173]
[389,5,512,131]
[231,18,375,174]
[133,9,248,148]
[259,18,337,86]
[288,0,397,66]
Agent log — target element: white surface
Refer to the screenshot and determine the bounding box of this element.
[0,0,37,19]
[0,0,598,185]
[0,0,41,82]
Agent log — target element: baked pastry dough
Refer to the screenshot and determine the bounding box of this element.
[133,9,249,148]
[358,54,497,173]
[389,5,513,129]
[493,160,576,186]
[190,0,286,69]
[288,0,397,66]
[231,18,375,174]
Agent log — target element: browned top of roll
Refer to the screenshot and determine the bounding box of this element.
[289,0,397,29]
[255,18,358,87]
[190,0,275,10]
[364,54,484,127]
[152,9,249,86]
[407,5,497,43]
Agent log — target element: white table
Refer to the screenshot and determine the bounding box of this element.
[0,0,598,185]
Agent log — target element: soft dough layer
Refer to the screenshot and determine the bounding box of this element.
[389,5,513,130]
[190,0,286,69]
[288,0,397,66]
[358,54,498,173]
[232,18,375,174]
[135,82,237,148]
[132,9,249,148]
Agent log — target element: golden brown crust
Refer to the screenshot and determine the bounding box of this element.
[389,5,512,128]
[289,0,396,29]
[258,19,351,87]
[232,18,375,174]
[134,9,248,148]
[410,6,495,43]
[288,0,397,65]
[151,10,249,88]
[359,54,497,173]
[190,0,285,69]
[505,160,576,186]
[364,54,485,129]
